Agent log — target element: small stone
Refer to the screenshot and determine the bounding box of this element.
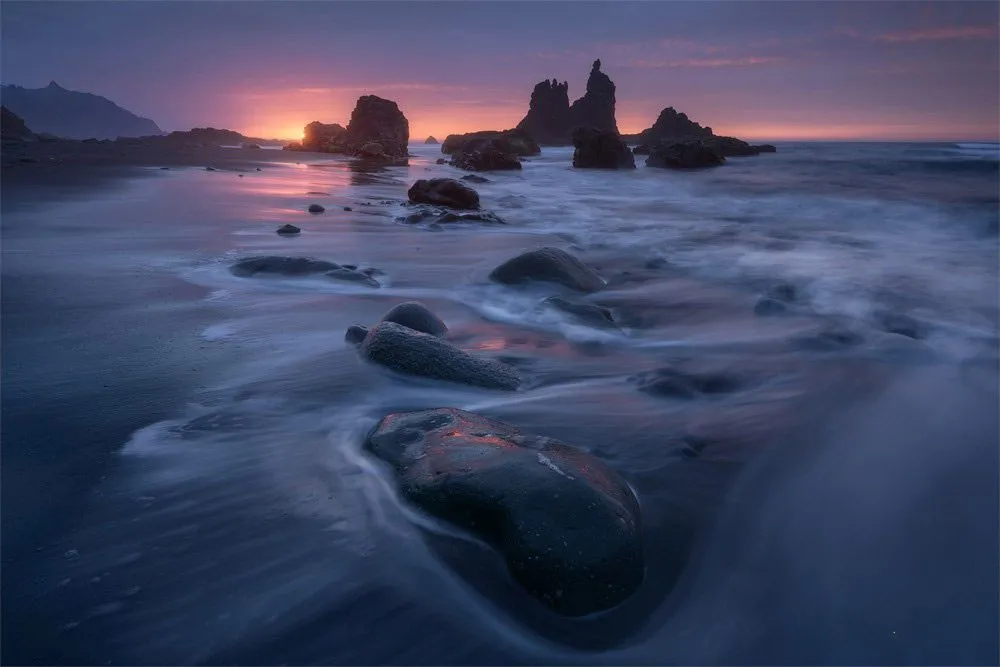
[308,204,325,213]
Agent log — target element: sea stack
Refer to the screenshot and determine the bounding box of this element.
[425,135,439,144]
[516,58,620,145]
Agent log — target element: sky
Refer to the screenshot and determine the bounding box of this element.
[2,1,998,141]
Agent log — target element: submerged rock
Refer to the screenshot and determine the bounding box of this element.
[631,367,742,399]
[490,247,605,293]
[364,407,644,616]
[397,206,504,225]
[345,324,370,344]
[572,126,634,169]
[276,224,301,236]
[440,129,539,157]
[407,178,480,209]
[461,174,490,183]
[230,256,380,287]
[544,296,617,329]
[646,142,725,169]
[359,322,520,390]
[380,301,448,337]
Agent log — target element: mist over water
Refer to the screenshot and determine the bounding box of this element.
[2,142,997,664]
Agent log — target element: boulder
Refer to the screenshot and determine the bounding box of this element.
[230,256,380,287]
[345,324,370,344]
[276,224,301,236]
[298,121,347,152]
[407,178,480,209]
[342,95,409,158]
[435,158,447,164]
[490,247,605,293]
[308,204,325,213]
[646,142,725,169]
[425,135,439,145]
[572,127,635,169]
[440,129,539,157]
[380,301,448,337]
[461,174,490,183]
[544,296,617,329]
[364,408,644,616]
[359,322,520,390]
[450,146,522,172]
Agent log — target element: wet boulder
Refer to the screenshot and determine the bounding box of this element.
[646,142,725,169]
[276,224,301,236]
[544,296,617,329]
[571,127,635,169]
[441,129,540,157]
[308,204,325,213]
[380,301,448,337]
[450,146,522,172]
[364,408,644,616]
[345,324,370,344]
[461,174,490,183]
[407,178,480,209]
[359,322,520,390]
[396,206,504,225]
[490,247,605,293]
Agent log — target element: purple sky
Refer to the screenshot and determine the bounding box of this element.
[2,1,998,140]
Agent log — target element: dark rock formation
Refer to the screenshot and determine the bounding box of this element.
[435,158,447,164]
[380,301,448,337]
[516,59,619,145]
[397,206,504,225]
[364,408,643,616]
[276,224,301,236]
[490,247,605,293]
[462,174,490,183]
[646,142,725,169]
[345,324,369,344]
[569,59,620,135]
[572,127,635,169]
[1,106,37,144]
[286,95,409,158]
[243,142,262,149]
[633,106,776,158]
[440,129,539,157]
[230,256,379,287]
[425,135,439,144]
[407,178,480,209]
[308,204,325,213]
[544,297,617,329]
[450,146,522,172]
[359,322,520,389]
[0,81,161,139]
[516,79,572,145]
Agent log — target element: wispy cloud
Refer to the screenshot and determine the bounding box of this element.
[875,25,998,43]
[626,56,783,69]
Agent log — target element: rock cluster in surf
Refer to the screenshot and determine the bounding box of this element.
[285,95,409,159]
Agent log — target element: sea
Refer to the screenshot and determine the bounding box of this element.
[2,141,998,665]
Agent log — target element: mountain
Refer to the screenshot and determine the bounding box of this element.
[516,59,619,145]
[0,81,162,140]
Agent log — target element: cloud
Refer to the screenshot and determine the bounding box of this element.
[626,56,783,69]
[875,25,998,43]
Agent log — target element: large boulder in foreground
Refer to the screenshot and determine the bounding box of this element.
[360,322,520,389]
[572,127,635,169]
[407,178,480,209]
[646,142,725,169]
[441,129,539,157]
[490,247,605,293]
[364,408,644,616]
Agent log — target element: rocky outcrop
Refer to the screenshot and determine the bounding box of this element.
[572,127,635,169]
[515,79,572,145]
[424,135,439,144]
[440,129,539,157]
[359,322,520,389]
[364,408,644,616]
[407,178,480,209]
[490,247,605,293]
[632,106,777,157]
[276,224,301,236]
[516,59,619,145]
[646,142,725,169]
[285,95,409,158]
[450,145,522,172]
[230,256,380,287]
[1,106,37,144]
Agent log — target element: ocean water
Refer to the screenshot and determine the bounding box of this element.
[2,141,997,665]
